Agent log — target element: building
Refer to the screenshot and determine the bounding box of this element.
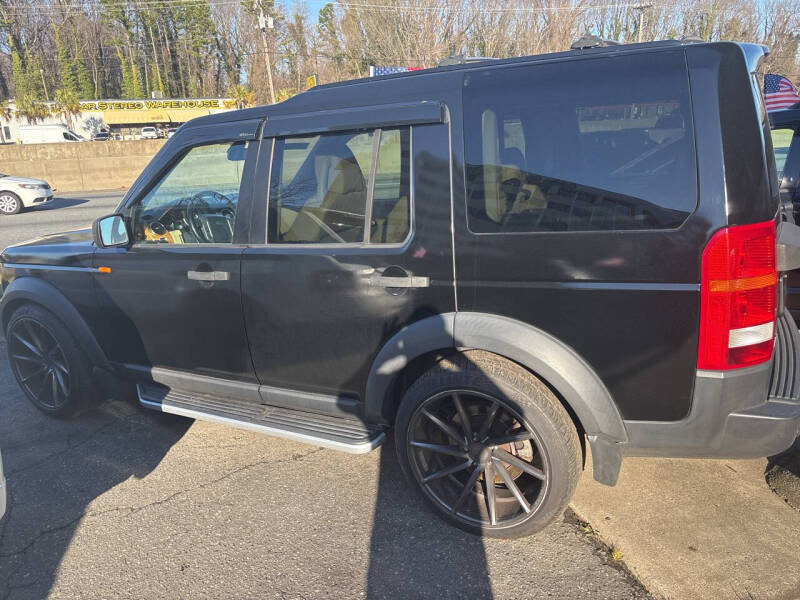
[0,97,236,143]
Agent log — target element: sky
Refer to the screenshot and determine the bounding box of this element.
[286,0,330,18]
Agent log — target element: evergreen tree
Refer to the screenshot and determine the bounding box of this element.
[117,49,134,98]
[56,27,79,96]
[130,61,144,98]
[75,55,94,99]
[26,55,45,99]
[10,46,28,99]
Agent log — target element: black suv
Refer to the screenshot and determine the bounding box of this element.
[3,41,799,538]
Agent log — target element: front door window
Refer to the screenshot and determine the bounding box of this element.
[132,141,249,244]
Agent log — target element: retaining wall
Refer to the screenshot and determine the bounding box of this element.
[0,140,167,192]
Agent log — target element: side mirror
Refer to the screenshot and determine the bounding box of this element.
[226,141,247,162]
[93,214,130,248]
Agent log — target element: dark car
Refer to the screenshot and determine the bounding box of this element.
[2,40,800,538]
[770,107,800,323]
[91,131,110,142]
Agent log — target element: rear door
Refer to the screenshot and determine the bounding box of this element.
[241,104,455,417]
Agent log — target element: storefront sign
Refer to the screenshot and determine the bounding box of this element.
[80,99,232,111]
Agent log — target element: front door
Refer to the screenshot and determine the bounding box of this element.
[93,121,261,383]
[242,122,455,413]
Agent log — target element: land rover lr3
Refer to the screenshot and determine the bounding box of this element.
[2,40,799,538]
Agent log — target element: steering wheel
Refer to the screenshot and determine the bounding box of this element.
[186,191,234,243]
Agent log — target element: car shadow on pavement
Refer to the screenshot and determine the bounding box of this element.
[0,389,190,599]
[366,434,493,599]
[33,197,89,211]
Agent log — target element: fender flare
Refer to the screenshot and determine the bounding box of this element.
[364,313,456,424]
[0,276,110,370]
[364,311,627,444]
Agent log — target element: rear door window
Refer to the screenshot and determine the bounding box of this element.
[464,50,697,233]
[267,127,411,244]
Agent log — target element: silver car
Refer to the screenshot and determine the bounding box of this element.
[0,173,54,215]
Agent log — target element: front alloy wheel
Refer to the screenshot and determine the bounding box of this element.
[0,192,21,215]
[6,304,98,417]
[8,317,71,410]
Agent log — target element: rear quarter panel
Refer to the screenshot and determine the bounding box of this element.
[452,47,744,422]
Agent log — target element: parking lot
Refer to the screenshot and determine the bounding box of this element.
[0,193,652,598]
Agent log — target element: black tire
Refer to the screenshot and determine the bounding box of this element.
[395,350,582,538]
[0,191,22,215]
[6,303,99,418]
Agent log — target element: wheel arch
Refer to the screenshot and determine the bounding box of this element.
[364,311,628,485]
[1,276,110,370]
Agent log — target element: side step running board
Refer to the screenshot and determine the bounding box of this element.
[137,383,386,454]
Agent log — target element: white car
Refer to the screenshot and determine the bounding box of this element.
[140,127,159,139]
[0,174,54,215]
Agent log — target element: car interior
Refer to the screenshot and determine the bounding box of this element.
[132,141,247,244]
[468,99,695,233]
[269,129,410,244]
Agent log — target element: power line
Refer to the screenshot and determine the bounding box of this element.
[3,0,657,13]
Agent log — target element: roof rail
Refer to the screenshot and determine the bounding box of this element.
[437,55,498,67]
[570,35,621,50]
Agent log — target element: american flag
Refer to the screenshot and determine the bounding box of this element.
[764,74,800,112]
[369,65,423,77]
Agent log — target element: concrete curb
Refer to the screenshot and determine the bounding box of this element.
[570,450,800,600]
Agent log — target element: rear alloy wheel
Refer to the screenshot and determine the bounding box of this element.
[6,304,97,417]
[395,351,582,538]
[0,192,22,215]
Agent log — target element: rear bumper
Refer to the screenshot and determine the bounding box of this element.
[622,311,800,460]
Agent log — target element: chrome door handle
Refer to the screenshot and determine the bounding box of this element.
[368,273,430,288]
[187,270,230,281]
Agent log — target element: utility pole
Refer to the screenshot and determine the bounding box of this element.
[40,68,49,102]
[257,1,276,105]
[633,4,652,43]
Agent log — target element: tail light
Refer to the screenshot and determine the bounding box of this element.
[698,220,777,370]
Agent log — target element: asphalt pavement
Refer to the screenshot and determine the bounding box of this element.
[0,190,124,248]
[0,191,652,598]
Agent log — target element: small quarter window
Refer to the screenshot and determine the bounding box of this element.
[771,127,796,180]
[132,141,249,244]
[268,127,410,244]
[371,128,411,243]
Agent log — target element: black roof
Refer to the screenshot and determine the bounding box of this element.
[188,39,759,128]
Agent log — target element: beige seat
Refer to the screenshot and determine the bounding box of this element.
[283,152,367,243]
[380,195,409,243]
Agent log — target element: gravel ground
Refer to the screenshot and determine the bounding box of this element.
[766,438,800,511]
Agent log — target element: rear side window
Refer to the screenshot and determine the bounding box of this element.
[464,51,697,233]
